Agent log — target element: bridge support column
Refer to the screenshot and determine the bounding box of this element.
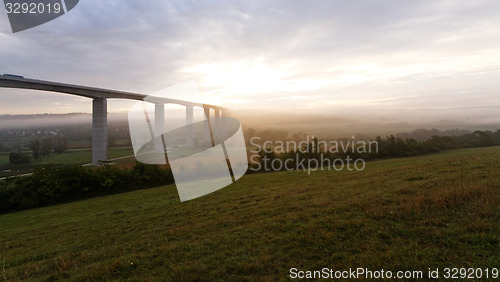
[155,104,165,153]
[92,98,107,165]
[214,108,221,139]
[204,107,212,143]
[186,106,194,146]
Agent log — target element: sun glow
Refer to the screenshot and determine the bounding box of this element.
[183,59,340,106]
[186,60,291,92]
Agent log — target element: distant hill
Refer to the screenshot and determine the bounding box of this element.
[235,110,500,138]
[1,112,499,138]
[0,113,89,120]
[0,113,91,129]
[0,113,130,129]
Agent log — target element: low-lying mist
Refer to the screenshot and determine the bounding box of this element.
[1,109,499,139]
[234,109,500,139]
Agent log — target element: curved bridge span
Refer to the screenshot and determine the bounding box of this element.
[0,74,226,165]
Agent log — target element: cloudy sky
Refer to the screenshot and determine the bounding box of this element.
[1,0,500,122]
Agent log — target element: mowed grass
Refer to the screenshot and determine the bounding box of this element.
[41,148,134,164]
[0,148,134,167]
[0,154,8,165]
[0,147,499,281]
[1,148,136,178]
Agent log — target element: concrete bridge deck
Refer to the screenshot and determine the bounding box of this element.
[0,74,225,164]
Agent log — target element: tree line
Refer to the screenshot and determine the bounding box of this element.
[0,162,174,214]
[249,129,500,172]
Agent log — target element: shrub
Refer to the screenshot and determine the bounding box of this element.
[8,152,32,164]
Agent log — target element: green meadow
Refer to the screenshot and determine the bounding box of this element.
[0,148,135,178]
[41,148,134,165]
[0,154,8,165]
[0,148,134,165]
[0,147,499,280]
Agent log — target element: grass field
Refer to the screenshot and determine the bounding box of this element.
[0,147,499,280]
[0,154,7,165]
[0,148,135,177]
[0,148,134,165]
[41,148,134,164]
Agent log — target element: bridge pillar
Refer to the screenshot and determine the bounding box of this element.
[186,106,194,146]
[214,108,221,139]
[204,107,212,143]
[155,104,165,153]
[92,98,107,165]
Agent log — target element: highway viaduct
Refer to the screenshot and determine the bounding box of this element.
[0,74,225,165]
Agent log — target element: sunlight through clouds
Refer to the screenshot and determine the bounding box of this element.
[1,0,500,119]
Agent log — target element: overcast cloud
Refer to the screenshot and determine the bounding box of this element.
[1,0,499,122]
